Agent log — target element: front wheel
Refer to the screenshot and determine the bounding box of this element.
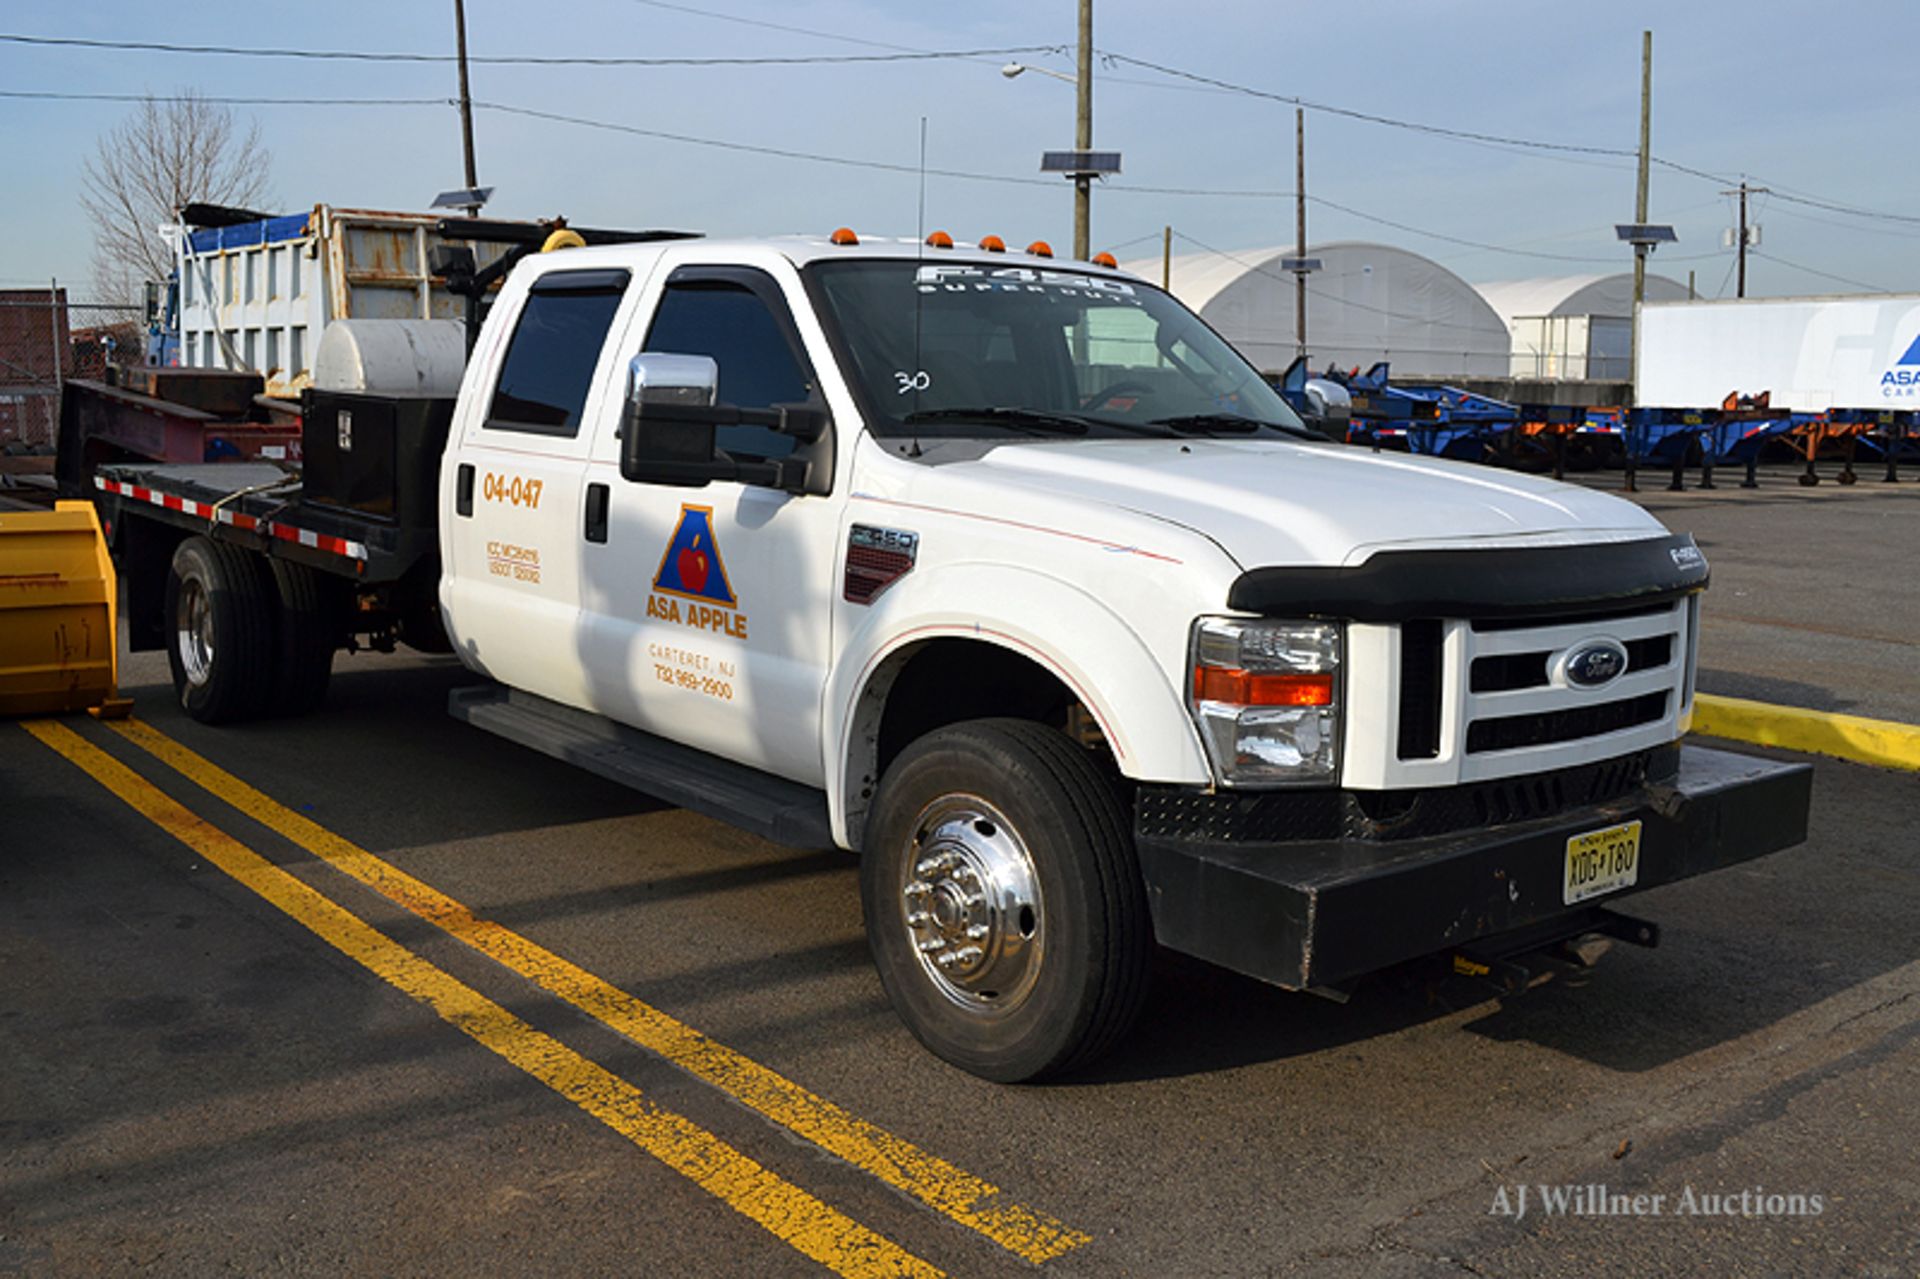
[861,719,1150,1082]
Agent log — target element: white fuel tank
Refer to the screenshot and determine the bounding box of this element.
[313,318,468,397]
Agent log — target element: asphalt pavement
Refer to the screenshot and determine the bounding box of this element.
[4,469,1918,1277]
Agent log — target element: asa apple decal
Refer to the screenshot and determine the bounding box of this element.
[677,535,709,593]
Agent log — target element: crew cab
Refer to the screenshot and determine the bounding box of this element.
[81,226,1812,1081]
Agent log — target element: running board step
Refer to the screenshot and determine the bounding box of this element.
[448,684,834,848]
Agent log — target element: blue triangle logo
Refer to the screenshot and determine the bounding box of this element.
[652,505,737,607]
[1898,333,1920,366]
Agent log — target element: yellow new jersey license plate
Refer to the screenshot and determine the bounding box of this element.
[1563,820,1642,905]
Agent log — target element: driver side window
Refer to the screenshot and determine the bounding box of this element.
[643,279,813,460]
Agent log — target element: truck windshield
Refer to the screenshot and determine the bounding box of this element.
[806,259,1308,440]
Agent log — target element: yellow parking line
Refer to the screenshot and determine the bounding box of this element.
[108,716,1089,1265]
[24,719,940,1279]
[1693,692,1920,772]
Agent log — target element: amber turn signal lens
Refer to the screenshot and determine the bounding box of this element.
[1192,668,1334,707]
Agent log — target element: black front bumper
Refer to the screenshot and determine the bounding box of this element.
[1135,745,1812,991]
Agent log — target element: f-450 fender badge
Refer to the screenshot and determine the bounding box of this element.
[844,524,918,605]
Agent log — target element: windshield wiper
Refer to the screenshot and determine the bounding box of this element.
[1150,412,1323,441]
[901,407,1090,435]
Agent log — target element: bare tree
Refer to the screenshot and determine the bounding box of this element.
[79,91,274,302]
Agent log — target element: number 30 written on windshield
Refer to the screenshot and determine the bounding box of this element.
[894,370,931,395]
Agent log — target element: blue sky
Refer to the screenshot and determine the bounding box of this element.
[4,0,1916,303]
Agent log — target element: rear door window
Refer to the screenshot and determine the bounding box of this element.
[486,269,630,436]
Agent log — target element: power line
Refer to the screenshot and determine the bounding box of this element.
[1307,197,1623,265]
[1747,252,1889,294]
[0,31,1058,67]
[16,25,1917,230]
[0,85,1739,275]
[624,0,923,52]
[474,100,1065,189]
[1759,200,1920,241]
[6,81,1894,288]
[0,88,445,107]
[1104,48,1920,229]
[1103,51,1643,163]
[1755,187,1920,228]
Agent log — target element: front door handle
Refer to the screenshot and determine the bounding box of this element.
[584,482,609,544]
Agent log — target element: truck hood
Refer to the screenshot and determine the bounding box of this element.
[963,438,1666,568]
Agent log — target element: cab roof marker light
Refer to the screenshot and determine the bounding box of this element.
[979,235,1007,253]
[925,230,954,249]
[1026,240,1054,259]
[830,227,859,246]
[1091,251,1118,268]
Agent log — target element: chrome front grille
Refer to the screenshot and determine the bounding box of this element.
[1349,597,1697,790]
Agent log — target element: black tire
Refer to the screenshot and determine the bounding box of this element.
[267,559,344,717]
[861,718,1150,1082]
[163,536,277,724]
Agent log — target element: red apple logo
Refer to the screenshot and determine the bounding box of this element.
[677,535,709,593]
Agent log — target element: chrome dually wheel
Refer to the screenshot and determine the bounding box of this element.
[175,575,214,687]
[901,795,1045,1017]
[862,718,1150,1082]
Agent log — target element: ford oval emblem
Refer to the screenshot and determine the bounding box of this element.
[1560,639,1629,689]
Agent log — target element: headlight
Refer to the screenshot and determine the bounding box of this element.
[1188,617,1342,786]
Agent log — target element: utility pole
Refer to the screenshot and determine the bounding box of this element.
[453,0,480,215]
[1719,181,1768,297]
[1632,30,1652,312]
[1738,183,1748,297]
[1073,0,1093,260]
[1295,107,1307,360]
[1162,224,1171,291]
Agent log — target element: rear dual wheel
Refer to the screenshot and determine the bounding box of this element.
[861,719,1150,1082]
[165,536,342,724]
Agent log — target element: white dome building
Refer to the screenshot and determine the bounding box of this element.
[1477,273,1688,380]
[1125,241,1512,380]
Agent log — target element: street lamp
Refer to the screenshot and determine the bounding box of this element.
[1000,1,1109,261]
[1001,62,1076,85]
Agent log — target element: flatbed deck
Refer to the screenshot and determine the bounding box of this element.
[95,461,434,583]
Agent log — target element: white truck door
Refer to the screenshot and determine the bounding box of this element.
[579,264,839,787]
[442,266,634,707]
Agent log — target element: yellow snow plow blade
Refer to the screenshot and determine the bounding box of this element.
[0,500,121,716]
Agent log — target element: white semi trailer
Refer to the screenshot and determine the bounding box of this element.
[1638,293,1920,411]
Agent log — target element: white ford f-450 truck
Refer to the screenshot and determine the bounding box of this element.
[77,220,1812,1081]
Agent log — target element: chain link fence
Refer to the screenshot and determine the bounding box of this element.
[1,290,143,453]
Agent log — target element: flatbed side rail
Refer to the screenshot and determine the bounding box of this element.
[95,475,370,570]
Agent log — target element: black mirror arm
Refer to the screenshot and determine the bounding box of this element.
[681,402,827,443]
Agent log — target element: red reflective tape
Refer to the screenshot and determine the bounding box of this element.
[96,476,366,563]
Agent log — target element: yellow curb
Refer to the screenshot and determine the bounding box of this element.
[1692,693,1920,772]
